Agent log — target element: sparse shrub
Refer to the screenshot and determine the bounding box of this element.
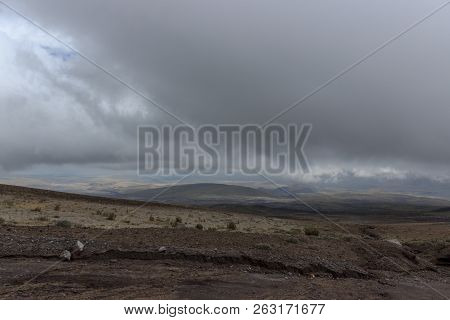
[343,235,353,242]
[285,237,299,244]
[304,226,319,236]
[3,200,14,208]
[54,204,61,211]
[55,220,72,228]
[122,219,131,224]
[175,217,182,223]
[227,221,237,231]
[195,223,204,230]
[254,243,271,250]
[149,216,155,222]
[31,207,42,213]
[0,217,5,225]
[96,209,103,215]
[106,212,116,221]
[53,215,60,218]
[208,227,217,231]
[170,220,178,228]
[288,228,303,235]
[35,216,49,222]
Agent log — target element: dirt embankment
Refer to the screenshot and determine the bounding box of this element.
[0,225,449,299]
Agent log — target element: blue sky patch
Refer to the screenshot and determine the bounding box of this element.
[40,45,76,61]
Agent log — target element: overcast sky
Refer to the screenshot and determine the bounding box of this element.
[1,0,449,182]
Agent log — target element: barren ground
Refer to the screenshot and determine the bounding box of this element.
[0,184,449,299]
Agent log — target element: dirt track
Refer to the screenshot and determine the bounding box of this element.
[0,225,449,299]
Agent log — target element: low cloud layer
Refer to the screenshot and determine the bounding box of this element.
[1,0,450,180]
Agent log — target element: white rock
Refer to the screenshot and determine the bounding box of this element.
[386,239,402,247]
[60,250,71,261]
[158,246,167,253]
[75,240,84,252]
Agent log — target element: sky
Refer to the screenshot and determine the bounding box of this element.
[1,0,450,186]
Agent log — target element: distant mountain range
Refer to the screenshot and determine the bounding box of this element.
[120,183,450,221]
[123,183,278,202]
[3,176,450,221]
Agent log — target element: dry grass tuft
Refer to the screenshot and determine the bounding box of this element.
[227,221,237,231]
[304,226,319,236]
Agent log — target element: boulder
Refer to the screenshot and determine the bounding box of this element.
[75,240,84,252]
[386,239,402,247]
[60,250,71,261]
[158,246,167,253]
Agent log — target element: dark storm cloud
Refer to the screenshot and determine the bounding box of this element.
[1,0,450,176]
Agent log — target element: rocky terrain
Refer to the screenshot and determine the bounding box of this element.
[0,184,449,299]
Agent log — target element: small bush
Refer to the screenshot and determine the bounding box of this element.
[170,220,178,228]
[195,223,204,230]
[285,237,299,244]
[0,217,5,225]
[106,212,116,221]
[54,204,61,211]
[31,207,42,213]
[35,216,49,222]
[55,220,72,228]
[304,226,319,236]
[149,216,155,222]
[227,222,237,231]
[343,235,353,242]
[96,210,103,215]
[3,200,14,208]
[288,228,303,235]
[254,243,271,250]
[208,227,217,231]
[175,217,182,223]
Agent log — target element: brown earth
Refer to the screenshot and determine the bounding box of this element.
[0,184,449,299]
